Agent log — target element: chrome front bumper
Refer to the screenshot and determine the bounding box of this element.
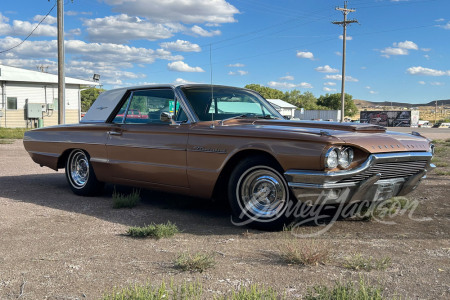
[284,152,435,204]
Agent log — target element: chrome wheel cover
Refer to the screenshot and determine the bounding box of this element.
[237,166,288,220]
[68,150,89,188]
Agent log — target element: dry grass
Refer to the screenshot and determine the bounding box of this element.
[126,222,179,239]
[112,188,140,208]
[279,238,330,266]
[174,252,216,273]
[343,254,391,271]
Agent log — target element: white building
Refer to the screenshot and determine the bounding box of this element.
[266,99,298,119]
[0,64,99,128]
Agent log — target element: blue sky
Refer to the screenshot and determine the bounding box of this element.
[0,0,449,104]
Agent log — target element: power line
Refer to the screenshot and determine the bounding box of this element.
[0,2,57,54]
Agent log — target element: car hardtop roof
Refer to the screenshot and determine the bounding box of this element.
[107,84,256,93]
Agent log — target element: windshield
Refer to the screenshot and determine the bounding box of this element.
[180,86,282,121]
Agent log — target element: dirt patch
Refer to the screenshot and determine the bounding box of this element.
[0,133,449,299]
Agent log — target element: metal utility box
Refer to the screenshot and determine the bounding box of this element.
[26,103,43,119]
[46,103,54,111]
[0,111,3,117]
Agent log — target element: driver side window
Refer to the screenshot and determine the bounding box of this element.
[112,88,177,124]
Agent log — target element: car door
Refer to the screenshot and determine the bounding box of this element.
[106,88,189,187]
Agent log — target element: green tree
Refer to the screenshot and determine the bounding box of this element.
[283,90,327,110]
[245,84,284,99]
[81,87,106,112]
[317,93,358,117]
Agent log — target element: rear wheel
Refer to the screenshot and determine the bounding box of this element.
[65,149,104,196]
[228,156,295,230]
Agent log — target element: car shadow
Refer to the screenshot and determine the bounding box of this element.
[0,172,252,236]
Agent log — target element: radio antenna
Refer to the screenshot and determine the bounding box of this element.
[210,44,215,128]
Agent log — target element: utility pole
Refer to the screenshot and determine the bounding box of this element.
[435,100,437,124]
[57,0,65,124]
[333,1,358,122]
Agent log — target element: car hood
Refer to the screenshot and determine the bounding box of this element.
[216,119,431,154]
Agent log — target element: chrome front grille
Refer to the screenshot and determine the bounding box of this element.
[338,160,428,183]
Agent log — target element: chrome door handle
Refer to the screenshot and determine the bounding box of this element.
[108,131,122,136]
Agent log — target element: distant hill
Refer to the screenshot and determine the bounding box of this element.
[354,99,450,108]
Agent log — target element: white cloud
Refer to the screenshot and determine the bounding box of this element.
[394,40,418,50]
[168,61,205,72]
[435,18,445,22]
[369,91,378,94]
[66,11,93,16]
[438,22,450,30]
[84,14,183,43]
[339,35,352,40]
[418,81,426,85]
[381,47,409,58]
[173,78,198,84]
[33,15,57,25]
[102,0,239,24]
[268,81,312,89]
[380,40,420,58]
[227,63,245,67]
[160,40,201,52]
[0,37,185,83]
[323,87,336,92]
[189,25,221,37]
[0,16,57,37]
[324,82,336,86]
[228,70,248,76]
[324,74,359,82]
[280,75,294,81]
[0,12,9,23]
[315,65,339,73]
[430,82,444,86]
[365,86,371,89]
[406,66,450,76]
[296,51,314,60]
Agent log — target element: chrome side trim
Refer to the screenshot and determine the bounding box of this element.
[90,157,109,164]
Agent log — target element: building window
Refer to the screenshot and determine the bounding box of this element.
[7,97,17,110]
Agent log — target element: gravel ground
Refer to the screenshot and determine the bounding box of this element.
[0,128,449,299]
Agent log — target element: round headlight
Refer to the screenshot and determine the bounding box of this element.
[325,148,339,169]
[339,147,354,168]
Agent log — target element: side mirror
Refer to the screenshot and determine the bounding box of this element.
[160,111,174,123]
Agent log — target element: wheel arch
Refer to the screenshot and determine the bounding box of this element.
[57,148,91,169]
[212,149,284,200]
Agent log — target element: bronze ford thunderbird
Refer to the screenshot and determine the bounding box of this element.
[23,84,435,229]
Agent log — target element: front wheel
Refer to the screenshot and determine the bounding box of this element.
[228,156,295,230]
[65,149,104,196]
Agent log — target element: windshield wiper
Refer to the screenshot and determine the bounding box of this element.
[257,115,280,120]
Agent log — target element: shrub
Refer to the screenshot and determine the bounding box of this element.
[113,188,140,208]
[343,254,391,271]
[304,277,385,300]
[279,239,330,266]
[216,285,281,300]
[102,280,202,300]
[127,222,179,239]
[174,252,216,273]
